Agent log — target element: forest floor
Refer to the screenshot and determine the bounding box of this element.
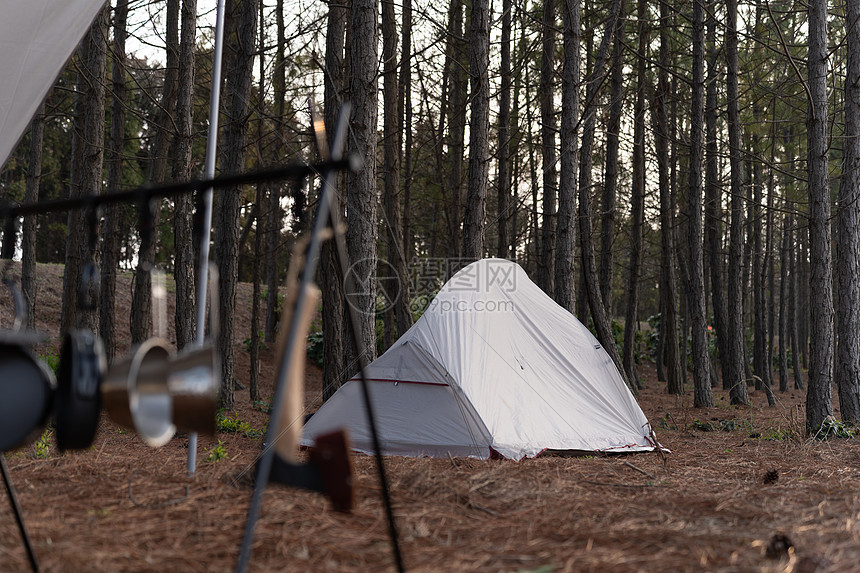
[1,262,859,573]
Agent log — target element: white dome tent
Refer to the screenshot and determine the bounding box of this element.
[302,258,658,460]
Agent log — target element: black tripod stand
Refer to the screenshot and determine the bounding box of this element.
[2,454,39,572]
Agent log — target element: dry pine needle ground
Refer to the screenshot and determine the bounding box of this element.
[1,264,859,572]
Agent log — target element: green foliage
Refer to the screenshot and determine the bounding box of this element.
[216,411,264,438]
[252,398,272,414]
[687,417,749,433]
[755,427,798,441]
[87,507,112,519]
[644,313,661,362]
[657,412,677,431]
[41,351,60,375]
[409,293,435,321]
[261,288,285,317]
[32,427,54,459]
[813,417,857,440]
[242,331,266,353]
[584,318,626,359]
[690,419,715,432]
[307,330,324,368]
[205,440,227,462]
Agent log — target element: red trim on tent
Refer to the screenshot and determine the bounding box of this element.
[348,377,449,387]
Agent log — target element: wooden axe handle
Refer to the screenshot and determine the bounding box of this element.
[273,281,320,463]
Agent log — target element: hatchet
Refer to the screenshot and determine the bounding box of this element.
[264,238,353,513]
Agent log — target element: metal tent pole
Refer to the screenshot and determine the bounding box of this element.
[188,0,226,476]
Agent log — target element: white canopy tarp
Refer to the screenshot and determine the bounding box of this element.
[302,258,657,460]
[0,1,108,169]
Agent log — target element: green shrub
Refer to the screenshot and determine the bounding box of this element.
[32,427,53,458]
[690,419,715,432]
[307,331,324,368]
[206,440,227,462]
[252,398,272,414]
[216,411,264,438]
[814,417,857,440]
[41,351,60,375]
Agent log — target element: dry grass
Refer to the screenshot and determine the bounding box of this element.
[2,263,860,572]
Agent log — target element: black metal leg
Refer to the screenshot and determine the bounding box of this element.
[1,454,39,573]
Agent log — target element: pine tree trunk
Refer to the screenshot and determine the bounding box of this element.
[705,12,727,390]
[835,0,860,423]
[496,0,512,259]
[382,0,402,348]
[688,0,714,407]
[461,0,490,262]
[60,48,87,336]
[599,15,623,313]
[445,0,466,261]
[100,0,128,363]
[172,0,198,351]
[752,132,774,404]
[655,290,665,382]
[215,0,259,408]
[578,0,632,394]
[525,73,540,274]
[788,215,805,390]
[248,0,268,403]
[554,0,580,312]
[132,0,179,344]
[765,108,777,395]
[742,156,754,386]
[670,72,686,386]
[400,0,414,265]
[725,0,748,405]
[806,0,834,432]
[265,0,286,344]
[510,5,527,261]
[21,105,45,332]
[63,6,107,335]
[60,11,110,334]
[798,227,809,369]
[537,0,557,295]
[778,213,790,392]
[654,0,683,395]
[622,0,642,389]
[344,0,379,370]
[321,0,348,400]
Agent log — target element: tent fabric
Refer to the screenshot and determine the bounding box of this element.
[302,258,656,460]
[0,1,108,170]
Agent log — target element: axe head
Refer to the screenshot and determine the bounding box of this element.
[268,429,353,513]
